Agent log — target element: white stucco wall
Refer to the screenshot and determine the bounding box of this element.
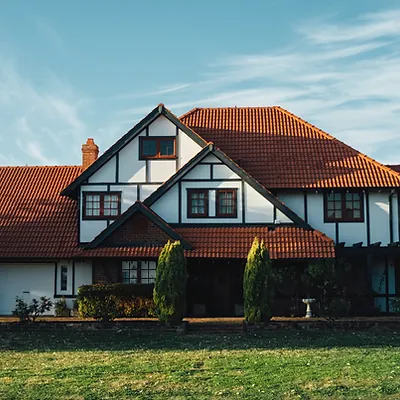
[277,192,305,220]
[118,134,146,182]
[0,263,55,315]
[151,185,180,223]
[148,160,176,182]
[74,260,92,295]
[178,128,203,167]
[369,192,390,245]
[245,183,275,223]
[88,155,117,183]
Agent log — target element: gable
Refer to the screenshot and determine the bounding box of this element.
[145,144,309,228]
[61,104,207,197]
[86,201,193,249]
[103,212,172,246]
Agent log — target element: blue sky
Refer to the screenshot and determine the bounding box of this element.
[1,0,400,165]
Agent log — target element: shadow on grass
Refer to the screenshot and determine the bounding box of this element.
[1,329,400,352]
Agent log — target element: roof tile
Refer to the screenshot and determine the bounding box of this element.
[181,107,400,188]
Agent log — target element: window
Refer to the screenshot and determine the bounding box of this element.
[61,266,68,291]
[216,189,237,217]
[140,137,176,159]
[188,189,208,218]
[324,192,364,222]
[187,188,238,219]
[83,192,121,220]
[121,261,157,284]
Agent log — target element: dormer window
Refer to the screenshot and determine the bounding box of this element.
[83,192,121,220]
[140,137,176,159]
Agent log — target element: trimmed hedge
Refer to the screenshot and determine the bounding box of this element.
[77,283,156,321]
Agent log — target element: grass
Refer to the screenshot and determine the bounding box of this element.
[0,329,399,399]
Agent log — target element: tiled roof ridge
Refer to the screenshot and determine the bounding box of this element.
[275,106,400,180]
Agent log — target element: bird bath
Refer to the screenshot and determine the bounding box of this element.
[302,298,316,318]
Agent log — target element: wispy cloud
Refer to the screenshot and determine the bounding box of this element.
[0,56,87,165]
[154,8,400,164]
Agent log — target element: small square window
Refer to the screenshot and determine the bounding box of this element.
[83,192,121,220]
[325,192,364,222]
[188,190,208,218]
[216,189,237,218]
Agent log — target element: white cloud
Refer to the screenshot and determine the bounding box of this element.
[0,56,87,165]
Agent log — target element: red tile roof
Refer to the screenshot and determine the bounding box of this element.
[181,107,400,188]
[0,166,81,259]
[77,226,334,260]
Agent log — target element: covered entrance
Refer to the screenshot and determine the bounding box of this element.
[187,259,244,317]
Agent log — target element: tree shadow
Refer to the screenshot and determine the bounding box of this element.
[1,328,399,352]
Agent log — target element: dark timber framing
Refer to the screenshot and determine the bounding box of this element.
[366,191,371,246]
[61,103,207,197]
[115,152,119,183]
[86,201,193,249]
[389,192,394,244]
[144,144,311,229]
[303,191,308,223]
[241,180,246,223]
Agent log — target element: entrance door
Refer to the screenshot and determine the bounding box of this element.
[210,266,232,316]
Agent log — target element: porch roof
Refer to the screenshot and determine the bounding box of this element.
[75,226,335,260]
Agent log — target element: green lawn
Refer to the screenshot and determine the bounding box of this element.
[0,329,399,399]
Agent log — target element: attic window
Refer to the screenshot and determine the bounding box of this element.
[140,137,176,159]
[83,192,121,220]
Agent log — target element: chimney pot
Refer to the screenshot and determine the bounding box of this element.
[82,138,99,171]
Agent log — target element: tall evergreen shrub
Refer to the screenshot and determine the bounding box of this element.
[243,237,273,323]
[153,240,187,324]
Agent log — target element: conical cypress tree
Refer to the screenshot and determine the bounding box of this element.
[153,240,187,324]
[243,237,273,323]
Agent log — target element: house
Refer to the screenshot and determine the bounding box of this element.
[0,104,399,316]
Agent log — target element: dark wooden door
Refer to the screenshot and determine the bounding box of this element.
[210,266,232,316]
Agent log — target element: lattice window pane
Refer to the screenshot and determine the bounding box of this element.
[160,140,175,156]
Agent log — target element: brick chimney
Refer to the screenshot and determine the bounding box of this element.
[82,138,99,171]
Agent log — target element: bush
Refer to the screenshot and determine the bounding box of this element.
[54,297,70,317]
[302,259,353,319]
[243,237,273,323]
[12,296,53,322]
[77,283,156,321]
[153,241,187,325]
[390,298,400,313]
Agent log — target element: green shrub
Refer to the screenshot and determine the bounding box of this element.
[12,296,53,322]
[243,237,273,323]
[302,258,352,319]
[153,240,187,325]
[390,298,400,313]
[54,297,70,317]
[77,283,156,321]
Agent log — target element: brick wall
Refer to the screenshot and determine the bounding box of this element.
[104,213,171,246]
[93,259,120,284]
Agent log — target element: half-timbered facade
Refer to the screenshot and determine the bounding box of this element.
[0,104,399,315]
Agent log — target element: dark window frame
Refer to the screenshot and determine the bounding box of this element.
[121,260,157,284]
[139,136,176,160]
[216,189,238,218]
[82,191,122,220]
[187,189,209,218]
[324,191,364,222]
